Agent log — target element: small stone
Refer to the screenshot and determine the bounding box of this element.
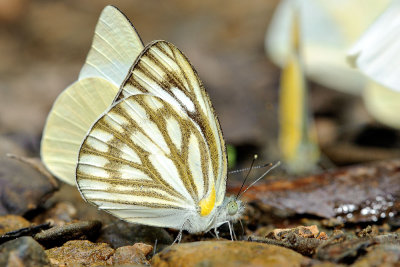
[152,241,309,267]
[98,220,172,249]
[0,236,50,266]
[34,220,101,248]
[107,243,152,265]
[0,156,58,216]
[266,225,326,240]
[45,240,114,266]
[0,215,30,235]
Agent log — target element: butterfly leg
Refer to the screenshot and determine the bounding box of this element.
[172,230,183,244]
[213,227,220,239]
[227,221,234,241]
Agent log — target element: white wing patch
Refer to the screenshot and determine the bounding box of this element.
[86,136,110,153]
[166,117,182,151]
[188,134,204,198]
[79,164,110,178]
[172,88,195,112]
[119,144,141,164]
[79,154,109,168]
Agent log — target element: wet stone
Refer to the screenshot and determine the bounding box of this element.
[97,220,173,249]
[34,220,102,248]
[0,214,30,235]
[107,243,152,265]
[45,240,114,266]
[0,156,58,216]
[0,236,50,266]
[239,159,400,223]
[152,241,309,267]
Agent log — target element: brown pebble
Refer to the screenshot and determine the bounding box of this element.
[45,240,114,266]
[107,243,152,265]
[0,215,30,235]
[267,225,325,240]
[152,241,309,267]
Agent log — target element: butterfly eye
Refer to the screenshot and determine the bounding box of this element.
[227,200,238,216]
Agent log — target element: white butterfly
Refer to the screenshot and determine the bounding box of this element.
[41,5,248,237]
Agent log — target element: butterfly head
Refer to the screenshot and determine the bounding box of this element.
[220,195,244,223]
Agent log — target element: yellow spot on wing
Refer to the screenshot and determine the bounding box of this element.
[199,185,216,216]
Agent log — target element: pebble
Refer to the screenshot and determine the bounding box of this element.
[152,241,309,267]
[107,243,152,265]
[0,156,58,216]
[45,240,153,266]
[45,240,113,266]
[0,236,50,266]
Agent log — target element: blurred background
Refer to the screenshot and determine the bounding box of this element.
[1,0,399,177]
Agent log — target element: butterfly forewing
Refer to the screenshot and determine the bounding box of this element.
[79,5,144,87]
[77,94,219,227]
[117,41,228,205]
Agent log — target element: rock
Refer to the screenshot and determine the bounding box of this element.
[107,243,152,265]
[34,220,102,248]
[152,241,309,267]
[0,236,50,266]
[0,215,30,235]
[267,225,327,240]
[250,229,326,257]
[238,159,400,223]
[45,240,114,266]
[98,220,173,249]
[0,156,58,215]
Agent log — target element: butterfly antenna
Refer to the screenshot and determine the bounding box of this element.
[237,161,281,199]
[235,154,258,200]
[229,163,271,174]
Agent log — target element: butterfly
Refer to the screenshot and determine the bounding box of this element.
[41,5,245,237]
